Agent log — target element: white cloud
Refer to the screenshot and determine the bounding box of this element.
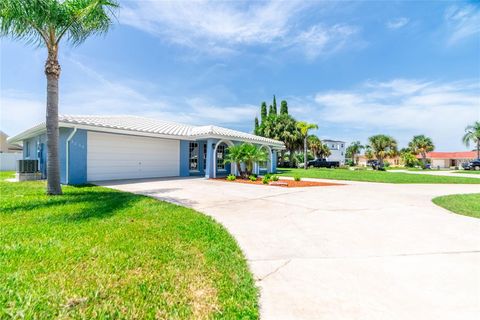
[386,17,409,29]
[289,24,359,60]
[444,5,480,44]
[120,0,359,59]
[313,79,480,150]
[1,58,260,136]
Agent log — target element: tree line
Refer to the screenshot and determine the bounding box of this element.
[254,96,480,169]
[253,95,330,168]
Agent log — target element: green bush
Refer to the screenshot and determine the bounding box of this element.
[384,161,391,168]
[271,175,279,181]
[262,176,270,184]
[293,175,301,181]
[249,175,257,181]
[226,174,236,181]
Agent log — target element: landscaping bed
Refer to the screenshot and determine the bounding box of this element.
[213,177,341,188]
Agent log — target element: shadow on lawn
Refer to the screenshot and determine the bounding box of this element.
[2,186,145,222]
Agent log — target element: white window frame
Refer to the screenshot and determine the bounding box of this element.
[189,142,199,172]
[216,144,226,171]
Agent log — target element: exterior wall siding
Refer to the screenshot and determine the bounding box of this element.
[20,129,282,183]
[324,140,346,165]
[67,129,88,184]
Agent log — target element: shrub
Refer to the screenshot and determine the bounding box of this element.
[262,176,270,184]
[384,161,391,168]
[249,175,257,181]
[264,173,272,180]
[271,175,279,181]
[226,174,236,181]
[293,175,301,181]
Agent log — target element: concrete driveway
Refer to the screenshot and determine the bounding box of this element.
[98,178,480,320]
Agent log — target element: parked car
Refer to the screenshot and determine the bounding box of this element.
[462,159,480,171]
[307,159,340,168]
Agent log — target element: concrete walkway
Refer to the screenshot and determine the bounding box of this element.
[98,178,480,320]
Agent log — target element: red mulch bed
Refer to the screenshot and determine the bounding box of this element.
[212,178,342,188]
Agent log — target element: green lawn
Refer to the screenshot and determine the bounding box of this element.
[0,172,258,319]
[453,170,480,174]
[432,193,480,219]
[277,168,480,184]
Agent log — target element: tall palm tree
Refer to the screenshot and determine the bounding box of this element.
[463,121,480,159]
[0,0,118,195]
[296,121,318,169]
[367,134,398,167]
[346,141,364,165]
[408,135,435,168]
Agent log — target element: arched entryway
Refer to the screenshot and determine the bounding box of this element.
[213,140,235,178]
[258,144,273,174]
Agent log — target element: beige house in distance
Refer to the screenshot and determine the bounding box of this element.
[0,131,22,153]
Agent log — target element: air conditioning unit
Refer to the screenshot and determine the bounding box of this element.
[17,160,39,173]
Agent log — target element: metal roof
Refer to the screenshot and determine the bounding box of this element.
[9,115,284,147]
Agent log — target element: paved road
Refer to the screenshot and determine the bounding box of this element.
[98,178,480,320]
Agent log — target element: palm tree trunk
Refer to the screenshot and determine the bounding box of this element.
[304,137,307,169]
[45,49,62,195]
[421,153,427,168]
[477,140,479,160]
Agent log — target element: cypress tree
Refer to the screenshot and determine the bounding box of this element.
[260,102,267,122]
[272,95,277,114]
[268,105,274,116]
[254,117,259,134]
[280,100,288,115]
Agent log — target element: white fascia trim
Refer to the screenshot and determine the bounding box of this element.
[191,134,284,148]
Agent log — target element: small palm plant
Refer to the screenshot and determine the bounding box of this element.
[367,134,398,168]
[463,121,480,159]
[0,0,119,194]
[296,121,318,169]
[408,135,435,168]
[224,143,267,178]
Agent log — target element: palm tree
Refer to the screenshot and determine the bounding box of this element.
[367,134,398,168]
[0,0,118,195]
[463,121,480,159]
[317,142,331,159]
[307,135,322,158]
[224,143,267,178]
[296,121,318,169]
[408,135,435,168]
[346,141,364,165]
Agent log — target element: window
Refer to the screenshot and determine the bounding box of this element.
[341,144,344,148]
[217,144,226,170]
[25,141,30,157]
[203,144,207,171]
[189,142,199,171]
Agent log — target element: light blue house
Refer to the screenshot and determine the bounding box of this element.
[9,115,283,184]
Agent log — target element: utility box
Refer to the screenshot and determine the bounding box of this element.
[16,160,42,181]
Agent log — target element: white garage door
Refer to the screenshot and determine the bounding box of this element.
[87,132,180,181]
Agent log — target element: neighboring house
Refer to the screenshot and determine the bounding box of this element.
[357,155,402,166]
[8,115,284,184]
[323,139,346,165]
[419,151,477,169]
[0,130,22,153]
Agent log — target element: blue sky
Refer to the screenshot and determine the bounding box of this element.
[1,0,479,150]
